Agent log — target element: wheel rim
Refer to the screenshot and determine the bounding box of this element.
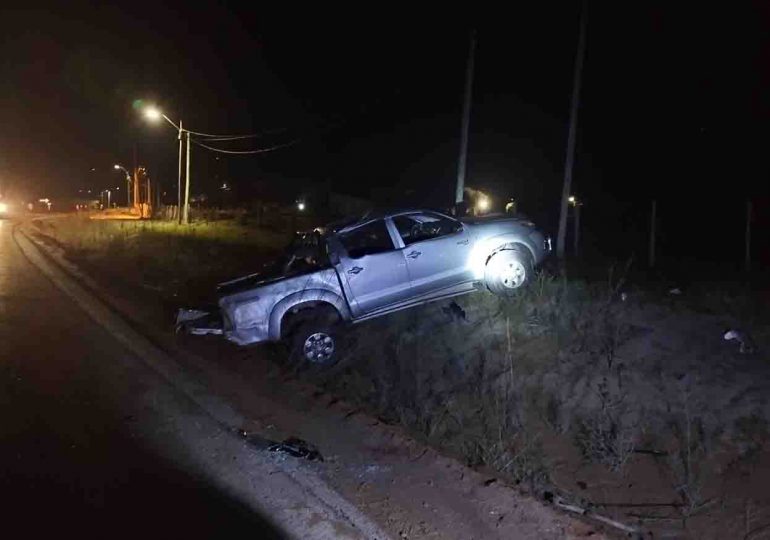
[499,259,526,289]
[303,332,335,363]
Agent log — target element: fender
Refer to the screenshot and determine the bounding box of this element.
[268,288,352,340]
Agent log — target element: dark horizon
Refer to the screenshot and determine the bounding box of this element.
[2,3,769,263]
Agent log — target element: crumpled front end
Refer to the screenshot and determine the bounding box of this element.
[219,292,272,346]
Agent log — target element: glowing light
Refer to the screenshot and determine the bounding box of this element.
[568,195,576,205]
[143,106,162,121]
[297,202,306,211]
[0,202,8,213]
[476,197,490,213]
[114,164,120,170]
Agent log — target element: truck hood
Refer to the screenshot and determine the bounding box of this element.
[461,215,537,238]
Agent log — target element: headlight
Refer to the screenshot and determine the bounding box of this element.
[0,202,8,213]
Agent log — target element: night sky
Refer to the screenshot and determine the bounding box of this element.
[1,3,768,262]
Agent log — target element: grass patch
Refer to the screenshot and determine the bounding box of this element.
[33,215,289,305]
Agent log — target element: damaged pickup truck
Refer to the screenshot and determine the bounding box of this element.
[179,209,551,365]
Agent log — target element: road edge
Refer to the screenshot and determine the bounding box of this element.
[13,221,392,540]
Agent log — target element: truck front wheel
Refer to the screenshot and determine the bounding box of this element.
[484,248,533,296]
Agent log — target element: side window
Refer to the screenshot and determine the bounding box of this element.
[393,213,462,246]
[339,220,394,259]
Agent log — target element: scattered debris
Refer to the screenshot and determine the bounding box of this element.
[442,300,467,323]
[268,437,323,461]
[175,308,223,335]
[724,329,756,354]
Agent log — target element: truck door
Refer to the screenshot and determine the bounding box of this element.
[333,219,411,317]
[391,212,473,298]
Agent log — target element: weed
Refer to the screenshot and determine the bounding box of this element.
[574,376,635,472]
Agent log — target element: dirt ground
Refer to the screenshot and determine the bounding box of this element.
[29,215,770,539]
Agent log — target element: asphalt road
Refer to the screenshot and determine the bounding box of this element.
[0,219,380,539]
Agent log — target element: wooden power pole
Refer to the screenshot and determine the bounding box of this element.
[557,3,587,259]
[455,29,477,206]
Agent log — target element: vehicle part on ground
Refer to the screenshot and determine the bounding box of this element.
[484,248,533,296]
[175,308,224,335]
[724,329,756,354]
[268,437,324,461]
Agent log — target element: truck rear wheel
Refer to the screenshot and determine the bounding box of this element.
[484,248,533,296]
[288,309,341,367]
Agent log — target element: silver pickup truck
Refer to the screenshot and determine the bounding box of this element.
[185,209,551,365]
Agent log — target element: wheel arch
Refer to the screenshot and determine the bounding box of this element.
[269,290,350,341]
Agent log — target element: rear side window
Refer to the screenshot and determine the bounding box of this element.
[393,213,462,246]
[339,220,394,259]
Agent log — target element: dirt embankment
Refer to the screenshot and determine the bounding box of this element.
[30,215,770,539]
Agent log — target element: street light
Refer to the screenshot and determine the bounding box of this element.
[476,196,490,214]
[114,164,131,206]
[297,201,306,211]
[143,106,162,122]
[141,104,187,224]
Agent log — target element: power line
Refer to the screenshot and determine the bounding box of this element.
[191,138,301,155]
[201,127,290,142]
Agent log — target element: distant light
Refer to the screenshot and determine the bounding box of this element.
[114,164,120,170]
[39,198,50,203]
[476,197,490,213]
[143,106,162,121]
[0,202,8,213]
[297,202,306,211]
[568,195,576,205]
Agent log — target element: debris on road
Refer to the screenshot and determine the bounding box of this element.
[175,308,223,336]
[724,329,756,354]
[269,437,324,461]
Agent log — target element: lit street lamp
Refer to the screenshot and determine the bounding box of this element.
[142,105,187,224]
[114,164,131,206]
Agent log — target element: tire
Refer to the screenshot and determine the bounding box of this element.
[288,309,341,367]
[484,248,533,296]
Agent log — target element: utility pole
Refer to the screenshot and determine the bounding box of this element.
[177,120,184,223]
[183,131,191,225]
[557,3,587,259]
[455,29,477,206]
[648,199,657,268]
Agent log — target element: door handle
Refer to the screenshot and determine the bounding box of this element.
[348,266,363,275]
[407,251,422,259]
[456,239,469,245]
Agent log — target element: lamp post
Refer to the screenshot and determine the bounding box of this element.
[114,164,131,206]
[142,106,187,224]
